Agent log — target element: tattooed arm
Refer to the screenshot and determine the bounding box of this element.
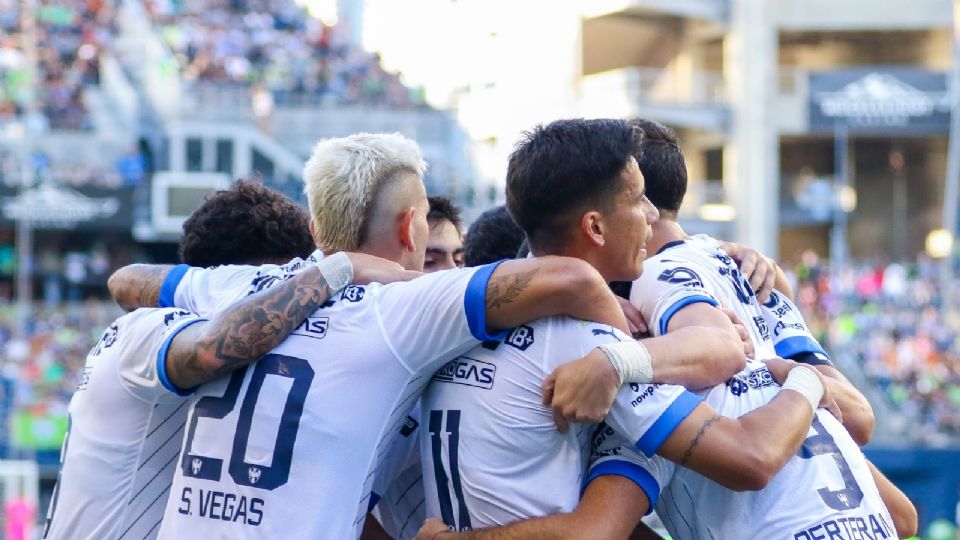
[163,265,330,391]
[482,256,628,334]
[654,366,828,491]
[109,264,174,312]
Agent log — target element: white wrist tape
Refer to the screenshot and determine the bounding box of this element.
[314,251,353,293]
[781,365,824,413]
[598,341,654,385]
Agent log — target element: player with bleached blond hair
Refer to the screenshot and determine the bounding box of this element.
[111,132,698,539]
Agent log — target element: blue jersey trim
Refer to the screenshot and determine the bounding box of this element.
[156,317,207,396]
[368,492,380,511]
[635,391,703,457]
[658,295,719,335]
[464,260,509,342]
[775,336,830,362]
[158,265,191,308]
[584,460,661,515]
[656,240,686,255]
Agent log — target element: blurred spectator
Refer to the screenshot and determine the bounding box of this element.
[793,252,960,444]
[0,0,116,130]
[147,0,424,109]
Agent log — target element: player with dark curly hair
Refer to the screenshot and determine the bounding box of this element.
[424,196,464,272]
[178,179,316,267]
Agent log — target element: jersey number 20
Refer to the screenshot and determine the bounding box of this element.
[180,353,314,490]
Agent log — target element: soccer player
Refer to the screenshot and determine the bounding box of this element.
[43,181,408,540]
[108,133,670,539]
[423,196,465,272]
[462,205,526,267]
[624,118,876,444]
[426,120,905,539]
[413,119,842,538]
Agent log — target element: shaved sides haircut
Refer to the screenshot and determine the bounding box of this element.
[303,133,427,251]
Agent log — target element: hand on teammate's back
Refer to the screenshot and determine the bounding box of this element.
[346,252,423,284]
[542,348,621,433]
[720,242,780,303]
[719,307,754,359]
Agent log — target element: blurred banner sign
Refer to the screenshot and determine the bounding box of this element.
[809,68,950,133]
[0,184,132,229]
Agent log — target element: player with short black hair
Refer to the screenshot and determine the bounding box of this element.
[463,205,525,267]
[424,196,464,272]
[416,118,838,538]
[505,119,640,255]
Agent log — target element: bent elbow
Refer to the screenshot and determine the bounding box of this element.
[848,415,876,447]
[108,267,136,311]
[895,506,919,539]
[731,466,774,492]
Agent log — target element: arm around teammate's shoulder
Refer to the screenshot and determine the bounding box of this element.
[162,264,334,391]
[653,363,830,491]
[482,256,628,333]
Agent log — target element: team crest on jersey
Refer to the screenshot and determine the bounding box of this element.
[292,316,329,340]
[657,267,704,288]
[591,326,622,342]
[433,356,496,389]
[340,285,365,302]
[163,310,192,327]
[191,458,202,475]
[90,323,119,356]
[400,415,419,437]
[505,325,534,351]
[248,467,262,484]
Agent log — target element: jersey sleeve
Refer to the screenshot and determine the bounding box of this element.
[760,290,832,366]
[630,257,721,336]
[376,261,508,372]
[541,321,703,458]
[116,308,207,402]
[586,430,675,515]
[162,264,274,317]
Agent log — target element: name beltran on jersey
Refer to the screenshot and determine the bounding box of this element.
[793,511,895,539]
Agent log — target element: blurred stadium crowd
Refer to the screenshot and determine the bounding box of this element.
[0,0,423,135]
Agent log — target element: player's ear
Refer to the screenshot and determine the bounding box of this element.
[580,210,606,248]
[398,207,417,253]
[309,220,318,246]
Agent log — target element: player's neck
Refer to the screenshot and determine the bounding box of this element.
[647,218,687,256]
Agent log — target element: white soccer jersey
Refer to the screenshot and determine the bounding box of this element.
[590,361,895,540]
[370,404,426,540]
[761,289,832,364]
[420,319,703,530]
[631,235,776,358]
[43,308,206,540]
[155,257,507,540]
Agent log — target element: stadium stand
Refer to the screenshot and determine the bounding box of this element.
[145,0,423,108]
[795,253,960,445]
[0,0,116,131]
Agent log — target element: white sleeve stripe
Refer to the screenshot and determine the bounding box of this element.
[155,318,207,396]
[584,459,661,516]
[635,391,703,457]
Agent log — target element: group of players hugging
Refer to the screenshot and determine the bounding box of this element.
[44,118,917,539]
